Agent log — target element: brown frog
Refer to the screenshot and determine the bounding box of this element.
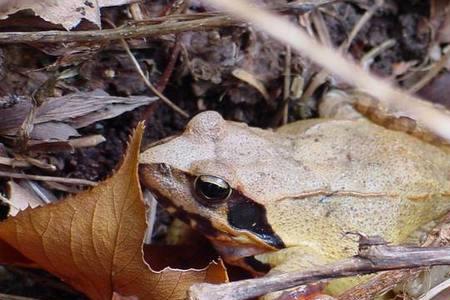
[139,90,450,296]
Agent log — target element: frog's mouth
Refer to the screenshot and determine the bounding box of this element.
[139,163,285,259]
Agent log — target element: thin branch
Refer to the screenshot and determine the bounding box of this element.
[118,30,189,118]
[341,0,383,52]
[361,39,396,71]
[418,277,450,300]
[282,45,291,124]
[203,0,450,141]
[100,18,189,117]
[188,241,450,300]
[0,157,30,168]
[67,134,106,148]
[299,2,380,108]
[0,2,337,44]
[338,215,450,300]
[408,47,450,93]
[0,16,236,43]
[0,171,97,186]
[337,269,420,300]
[156,36,182,92]
[0,293,38,300]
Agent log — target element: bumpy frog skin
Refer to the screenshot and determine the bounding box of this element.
[139,90,450,295]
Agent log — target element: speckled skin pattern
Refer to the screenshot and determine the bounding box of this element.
[140,95,450,295]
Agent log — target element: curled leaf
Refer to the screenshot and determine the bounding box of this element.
[0,123,227,299]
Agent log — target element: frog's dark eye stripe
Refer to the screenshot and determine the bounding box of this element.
[194,175,232,205]
[227,192,285,249]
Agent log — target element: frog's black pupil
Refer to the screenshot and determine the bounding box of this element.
[195,175,231,203]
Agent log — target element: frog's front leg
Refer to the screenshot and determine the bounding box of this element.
[252,246,347,300]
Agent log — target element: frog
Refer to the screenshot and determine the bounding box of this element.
[139,89,450,297]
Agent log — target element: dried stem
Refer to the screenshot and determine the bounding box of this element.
[101,18,190,118]
[0,171,96,186]
[0,2,336,44]
[418,277,450,300]
[156,36,182,92]
[341,0,383,52]
[299,1,379,106]
[188,240,450,300]
[282,45,291,124]
[0,293,38,300]
[119,36,189,118]
[338,215,450,300]
[204,0,450,140]
[408,48,450,93]
[0,16,236,43]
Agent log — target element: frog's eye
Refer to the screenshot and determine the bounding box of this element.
[194,175,232,204]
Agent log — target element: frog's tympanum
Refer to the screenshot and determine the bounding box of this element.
[139,90,450,296]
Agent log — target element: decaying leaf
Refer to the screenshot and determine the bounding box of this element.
[0,123,227,300]
[232,68,270,100]
[6,181,45,216]
[0,0,137,30]
[0,90,157,141]
[0,239,34,266]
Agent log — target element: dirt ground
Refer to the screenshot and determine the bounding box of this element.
[0,0,449,299]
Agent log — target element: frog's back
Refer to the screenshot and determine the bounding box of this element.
[268,118,450,260]
[288,118,450,197]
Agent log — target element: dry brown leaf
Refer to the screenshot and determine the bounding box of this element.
[0,0,136,30]
[0,239,34,266]
[0,123,227,299]
[232,68,270,100]
[7,181,45,216]
[0,90,157,140]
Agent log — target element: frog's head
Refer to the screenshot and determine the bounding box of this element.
[139,111,296,264]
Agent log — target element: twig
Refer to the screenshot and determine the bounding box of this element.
[0,171,96,186]
[67,134,106,148]
[0,16,236,43]
[418,277,450,300]
[119,35,189,118]
[311,9,332,47]
[101,18,189,118]
[361,39,396,71]
[0,2,336,44]
[0,193,18,211]
[203,0,450,141]
[23,156,56,171]
[341,0,383,52]
[188,240,450,300]
[129,3,145,21]
[298,2,380,107]
[156,36,182,92]
[0,157,30,168]
[337,269,421,300]
[408,47,450,93]
[0,293,38,300]
[282,46,291,124]
[338,215,450,300]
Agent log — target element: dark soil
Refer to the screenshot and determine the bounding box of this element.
[0,0,445,299]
